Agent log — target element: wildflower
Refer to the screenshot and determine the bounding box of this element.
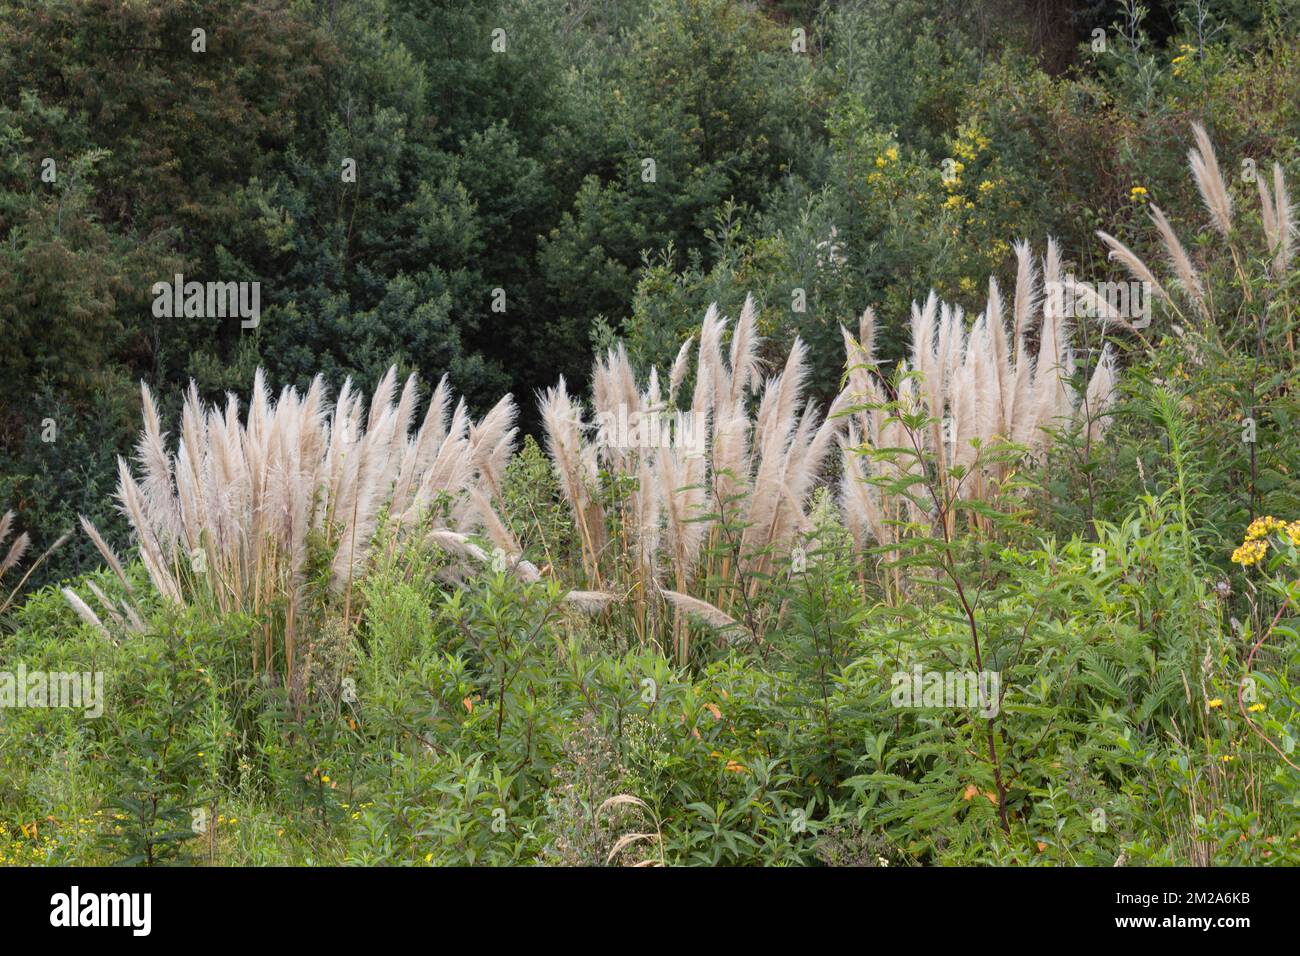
[1207,698,1223,709]
[1221,754,1235,763]
[1232,516,1296,565]
[1245,515,1286,540]
[1231,539,1267,566]
[1248,703,1265,713]
[1172,45,1197,77]
[1130,186,1148,202]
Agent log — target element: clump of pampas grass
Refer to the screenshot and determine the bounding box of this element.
[540,296,842,661]
[839,238,1119,551]
[542,242,1120,657]
[68,368,517,687]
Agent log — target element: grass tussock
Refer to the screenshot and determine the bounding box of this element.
[71,368,519,686]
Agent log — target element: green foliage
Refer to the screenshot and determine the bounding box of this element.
[99,622,209,866]
[3,0,1300,867]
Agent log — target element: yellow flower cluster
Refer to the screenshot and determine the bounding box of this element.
[1230,516,1300,565]
[1129,185,1148,202]
[873,145,900,168]
[1172,44,1198,77]
[943,159,966,190]
[0,814,104,865]
[1247,515,1287,540]
[1232,539,1267,566]
[952,122,991,161]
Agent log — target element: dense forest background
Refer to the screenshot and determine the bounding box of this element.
[3,0,1297,587]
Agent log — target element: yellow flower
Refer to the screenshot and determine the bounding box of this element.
[1245,515,1286,540]
[1231,539,1268,566]
[424,853,433,863]
[886,146,899,162]
[1248,703,1265,713]
[1130,186,1148,202]
[1221,754,1235,763]
[1173,45,1198,74]
[1207,698,1223,709]
[1232,516,1298,565]
[875,155,886,168]
[320,775,330,784]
